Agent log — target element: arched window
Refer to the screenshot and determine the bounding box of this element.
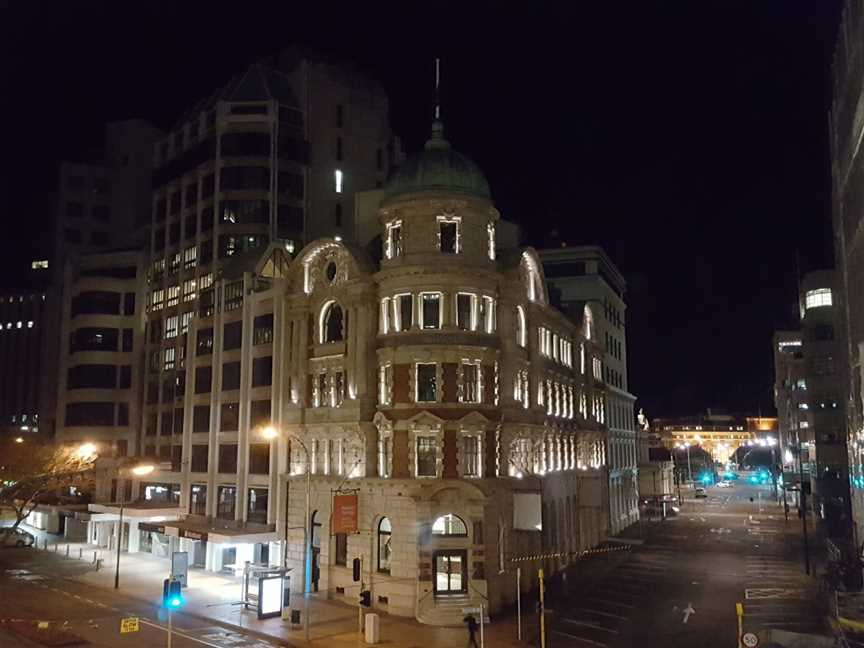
[377,517,392,573]
[320,301,344,343]
[431,513,468,537]
[516,305,527,348]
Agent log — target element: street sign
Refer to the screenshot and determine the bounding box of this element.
[742,631,758,647]
[119,617,139,633]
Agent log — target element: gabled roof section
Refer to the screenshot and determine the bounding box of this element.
[255,242,294,279]
[223,64,300,105]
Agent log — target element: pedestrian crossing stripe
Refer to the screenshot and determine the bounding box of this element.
[745,588,806,600]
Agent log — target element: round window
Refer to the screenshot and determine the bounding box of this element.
[325,261,337,283]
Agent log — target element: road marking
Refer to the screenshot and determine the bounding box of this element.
[562,619,619,634]
[591,598,635,609]
[550,629,607,646]
[682,602,695,624]
[745,588,805,600]
[577,608,627,620]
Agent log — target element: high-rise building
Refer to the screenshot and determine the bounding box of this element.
[773,330,806,470]
[831,0,864,544]
[540,246,639,534]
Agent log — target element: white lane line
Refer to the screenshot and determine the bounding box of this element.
[137,618,228,648]
[551,629,607,646]
[590,598,635,609]
[563,619,619,634]
[577,608,628,620]
[745,611,805,617]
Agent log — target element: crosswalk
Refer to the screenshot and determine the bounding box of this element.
[741,554,824,637]
[549,549,675,647]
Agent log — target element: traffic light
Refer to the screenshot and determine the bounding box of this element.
[359,590,371,607]
[352,557,361,582]
[163,578,184,608]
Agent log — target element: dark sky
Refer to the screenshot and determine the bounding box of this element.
[0,0,843,418]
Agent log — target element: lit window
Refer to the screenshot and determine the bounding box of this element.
[487,223,496,260]
[416,363,438,402]
[462,435,481,477]
[27,321,34,328]
[420,293,441,329]
[416,436,437,477]
[183,279,197,302]
[199,273,214,290]
[180,311,193,335]
[183,246,197,270]
[457,293,477,331]
[516,306,527,348]
[378,434,391,478]
[437,215,460,254]
[334,169,343,193]
[593,357,602,381]
[386,221,402,259]
[379,297,391,334]
[394,293,413,331]
[164,347,176,370]
[482,296,496,333]
[31,260,49,270]
[167,285,180,307]
[16,321,22,329]
[805,288,832,309]
[319,301,344,343]
[461,362,481,403]
[165,315,178,339]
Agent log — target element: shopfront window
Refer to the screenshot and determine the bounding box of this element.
[189,484,207,516]
[217,486,236,520]
[247,488,268,524]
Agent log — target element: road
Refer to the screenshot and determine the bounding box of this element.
[547,479,826,648]
[0,543,281,648]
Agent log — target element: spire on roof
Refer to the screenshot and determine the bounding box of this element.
[428,58,448,149]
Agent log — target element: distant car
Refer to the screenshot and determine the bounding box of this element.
[643,503,680,517]
[0,527,35,548]
[694,487,708,499]
[717,481,734,488]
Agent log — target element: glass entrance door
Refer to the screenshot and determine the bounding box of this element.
[433,550,468,595]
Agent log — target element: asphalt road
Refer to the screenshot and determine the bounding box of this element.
[0,544,281,648]
[547,479,825,648]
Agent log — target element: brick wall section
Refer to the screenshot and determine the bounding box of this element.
[442,363,458,402]
[393,364,410,403]
[443,428,458,478]
[392,428,410,477]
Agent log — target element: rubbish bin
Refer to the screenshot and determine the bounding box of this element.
[365,613,380,644]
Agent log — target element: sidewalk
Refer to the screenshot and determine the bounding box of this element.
[20,524,529,648]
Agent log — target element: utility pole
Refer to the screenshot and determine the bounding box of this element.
[538,568,546,648]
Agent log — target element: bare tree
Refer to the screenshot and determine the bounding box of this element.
[0,439,95,531]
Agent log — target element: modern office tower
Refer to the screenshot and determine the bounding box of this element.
[540,246,639,534]
[773,330,807,471]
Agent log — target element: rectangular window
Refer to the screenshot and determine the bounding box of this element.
[437,217,460,254]
[416,436,437,477]
[379,297,391,334]
[335,533,347,566]
[378,435,391,478]
[164,347,176,370]
[461,363,480,403]
[194,366,212,393]
[217,486,236,520]
[199,272,213,290]
[189,484,207,515]
[167,285,180,307]
[457,293,475,331]
[165,315,178,339]
[192,405,210,433]
[180,311,193,335]
[247,488,268,524]
[333,370,344,407]
[249,445,270,475]
[483,296,496,333]
[386,221,402,259]
[416,363,437,402]
[316,372,328,408]
[218,444,238,474]
[183,245,197,269]
[334,168,343,193]
[421,293,441,329]
[196,328,213,355]
[220,402,239,431]
[253,314,274,345]
[224,281,244,311]
[222,361,241,391]
[252,356,273,387]
[182,279,196,302]
[223,321,242,350]
[396,294,413,331]
[151,289,164,312]
[805,288,833,309]
[463,435,480,477]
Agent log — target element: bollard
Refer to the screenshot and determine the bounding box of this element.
[92,551,97,565]
[95,558,102,571]
[54,543,58,553]
[79,547,83,559]
[65,545,70,557]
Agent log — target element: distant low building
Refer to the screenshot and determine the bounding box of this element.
[655,411,777,465]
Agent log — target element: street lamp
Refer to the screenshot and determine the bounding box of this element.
[114,459,155,590]
[683,442,693,486]
[262,425,311,640]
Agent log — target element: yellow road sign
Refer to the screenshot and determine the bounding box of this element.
[120,617,139,634]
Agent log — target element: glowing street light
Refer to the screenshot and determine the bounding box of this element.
[76,442,98,460]
[261,425,279,440]
[14,437,23,444]
[114,459,156,590]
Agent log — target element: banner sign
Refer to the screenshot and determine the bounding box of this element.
[332,494,358,534]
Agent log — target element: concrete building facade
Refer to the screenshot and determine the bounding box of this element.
[539,246,639,534]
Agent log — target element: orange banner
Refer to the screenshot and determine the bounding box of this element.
[332,494,358,534]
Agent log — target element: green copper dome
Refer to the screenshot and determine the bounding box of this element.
[384,121,491,201]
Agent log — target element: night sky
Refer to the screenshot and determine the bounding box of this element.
[0,1,843,418]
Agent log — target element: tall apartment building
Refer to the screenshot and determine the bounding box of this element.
[540,246,639,534]
[798,271,849,536]
[831,0,864,545]
[78,114,615,624]
[773,330,807,471]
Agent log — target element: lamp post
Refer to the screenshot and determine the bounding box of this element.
[263,426,311,641]
[683,442,693,486]
[114,461,155,589]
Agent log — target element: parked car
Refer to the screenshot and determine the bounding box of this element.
[0,527,35,548]
[694,487,708,499]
